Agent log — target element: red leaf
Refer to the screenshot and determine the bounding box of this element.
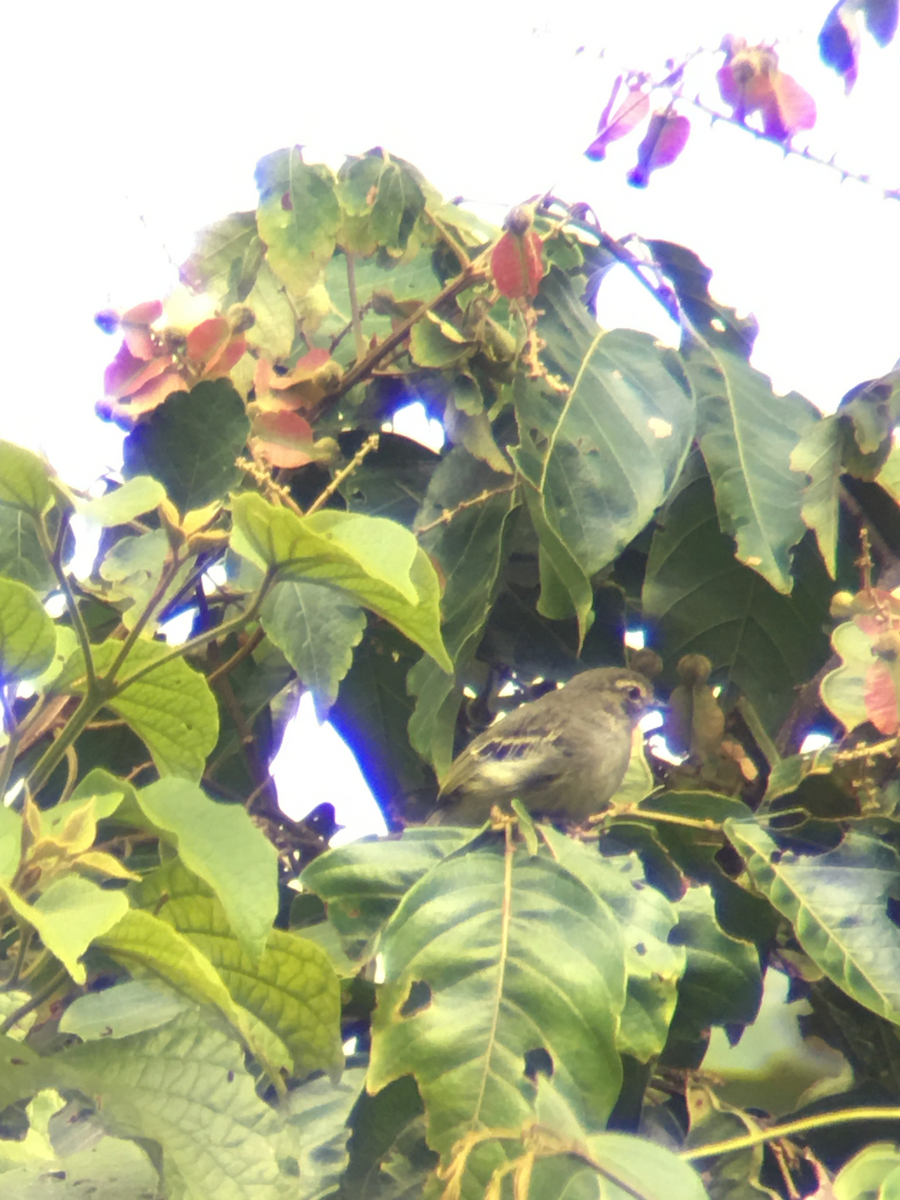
[104,342,173,400]
[585,86,649,161]
[268,347,331,387]
[491,230,544,300]
[121,300,163,326]
[251,410,315,468]
[186,318,233,371]
[865,660,900,733]
[627,112,690,188]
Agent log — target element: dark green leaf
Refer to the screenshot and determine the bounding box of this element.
[646,239,759,356]
[261,579,366,718]
[642,453,832,733]
[123,379,249,516]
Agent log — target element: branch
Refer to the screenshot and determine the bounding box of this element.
[306,433,380,516]
[415,483,519,537]
[679,1107,900,1161]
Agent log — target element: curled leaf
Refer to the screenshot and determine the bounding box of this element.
[585,83,649,161]
[491,229,544,300]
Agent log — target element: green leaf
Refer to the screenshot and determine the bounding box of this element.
[684,1087,778,1200]
[75,475,166,527]
[284,1067,367,1200]
[409,448,519,772]
[367,840,628,1176]
[60,978,192,1040]
[726,821,900,1026]
[97,528,193,632]
[540,832,685,1062]
[180,210,258,297]
[0,874,128,984]
[833,1142,900,1200]
[58,1006,298,1200]
[667,885,763,1043]
[646,239,758,356]
[0,1133,160,1199]
[0,803,21,882]
[136,777,278,958]
[95,909,288,1076]
[0,440,53,515]
[42,766,135,836]
[0,577,55,684]
[582,1131,710,1200]
[643,453,832,733]
[255,149,340,296]
[243,260,296,360]
[369,160,426,256]
[0,1033,49,1109]
[408,311,474,368]
[230,493,451,671]
[519,270,695,576]
[790,413,843,578]
[122,380,250,516]
[300,827,480,959]
[135,861,343,1079]
[688,347,817,592]
[55,637,219,781]
[260,579,366,717]
[820,620,871,732]
[0,506,54,591]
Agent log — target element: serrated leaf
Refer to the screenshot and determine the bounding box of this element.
[0,576,56,684]
[230,493,451,671]
[57,1006,297,1200]
[75,475,166,527]
[0,874,128,984]
[135,861,342,1079]
[123,380,250,516]
[643,454,832,733]
[726,821,900,1026]
[260,578,366,718]
[136,777,278,958]
[54,637,219,780]
[367,840,628,1186]
[256,149,341,295]
[790,413,843,578]
[0,440,53,515]
[688,347,817,592]
[300,827,477,959]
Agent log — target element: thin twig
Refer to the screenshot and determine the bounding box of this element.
[346,253,366,362]
[415,483,519,536]
[306,433,381,516]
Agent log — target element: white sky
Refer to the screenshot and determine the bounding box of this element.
[4,0,898,836]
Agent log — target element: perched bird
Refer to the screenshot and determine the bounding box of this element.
[434,667,653,825]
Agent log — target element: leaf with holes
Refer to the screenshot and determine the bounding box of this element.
[367,838,628,1195]
[726,821,900,1026]
[687,346,818,592]
[135,862,343,1079]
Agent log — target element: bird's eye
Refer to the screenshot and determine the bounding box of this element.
[626,686,643,703]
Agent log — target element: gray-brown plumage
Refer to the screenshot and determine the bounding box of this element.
[435,667,653,825]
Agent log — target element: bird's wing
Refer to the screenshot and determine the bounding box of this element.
[439,702,581,801]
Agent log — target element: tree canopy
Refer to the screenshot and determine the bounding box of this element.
[2,29,900,1195]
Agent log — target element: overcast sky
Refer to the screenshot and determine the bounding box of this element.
[4,0,897,835]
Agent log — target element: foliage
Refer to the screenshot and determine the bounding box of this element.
[1,124,900,1200]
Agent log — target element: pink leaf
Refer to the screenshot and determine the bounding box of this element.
[585,86,650,161]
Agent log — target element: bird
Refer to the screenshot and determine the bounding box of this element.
[434,667,653,825]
